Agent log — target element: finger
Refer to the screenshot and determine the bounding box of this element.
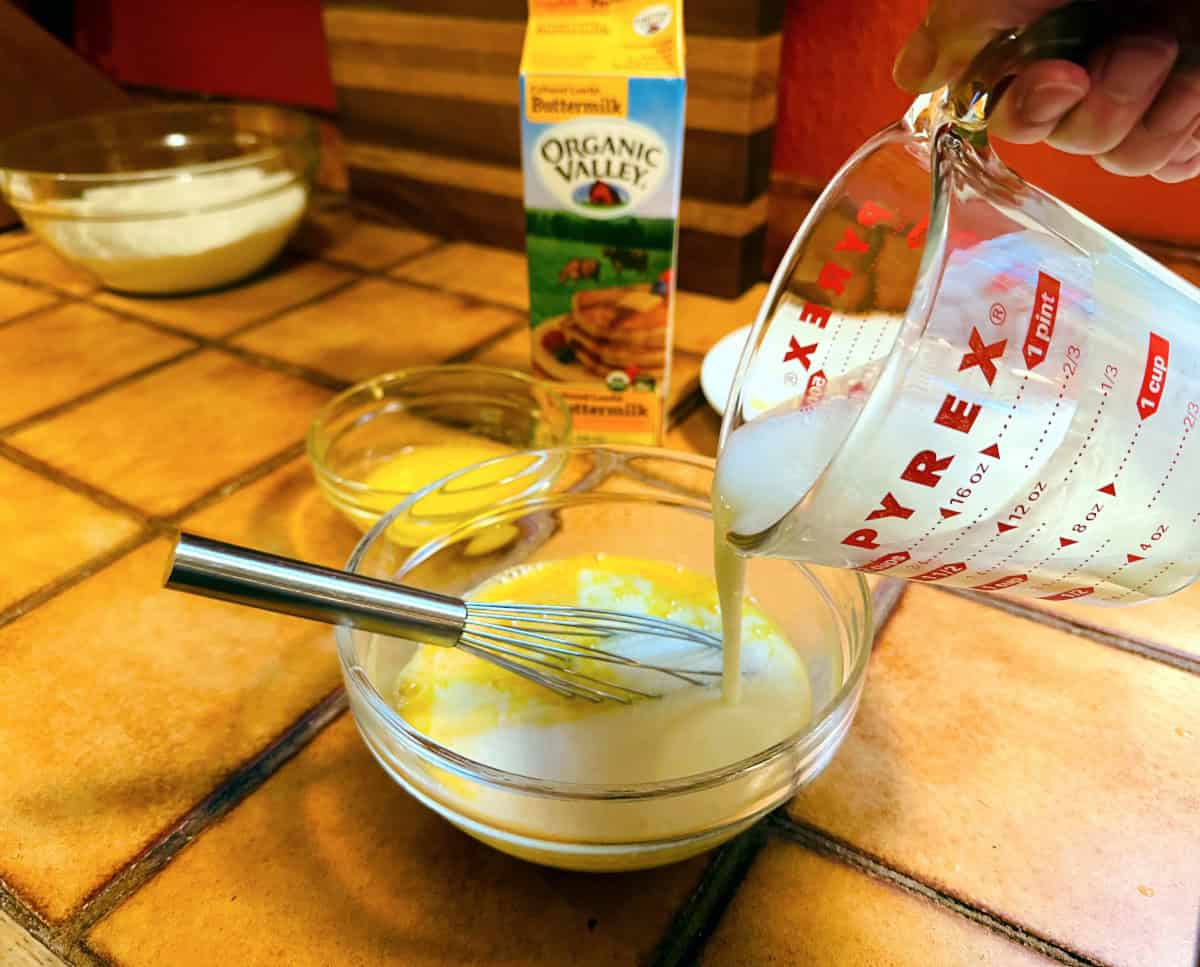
[1096,68,1200,175]
[1152,151,1200,183]
[989,59,1090,144]
[1047,34,1178,155]
[894,0,1062,92]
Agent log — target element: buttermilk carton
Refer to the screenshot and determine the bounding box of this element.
[519,0,685,444]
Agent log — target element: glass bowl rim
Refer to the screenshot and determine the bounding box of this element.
[333,443,873,801]
[306,364,574,501]
[0,102,317,183]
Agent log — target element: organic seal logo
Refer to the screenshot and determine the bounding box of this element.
[533,119,668,218]
[632,4,672,36]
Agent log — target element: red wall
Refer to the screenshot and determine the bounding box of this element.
[772,0,1200,245]
[73,0,336,112]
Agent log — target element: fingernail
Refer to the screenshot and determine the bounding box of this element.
[1097,36,1178,104]
[894,25,937,90]
[1017,82,1088,125]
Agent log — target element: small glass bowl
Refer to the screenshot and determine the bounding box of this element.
[0,103,318,294]
[335,446,873,872]
[307,366,572,542]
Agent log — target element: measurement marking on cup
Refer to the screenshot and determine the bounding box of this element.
[1057,538,1112,581]
[1024,372,1077,472]
[975,521,1048,575]
[1113,423,1144,482]
[1060,388,1111,487]
[1107,561,1178,602]
[912,507,990,566]
[995,374,1030,442]
[1147,410,1195,509]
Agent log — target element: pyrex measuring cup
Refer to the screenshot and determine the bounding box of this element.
[717,1,1200,605]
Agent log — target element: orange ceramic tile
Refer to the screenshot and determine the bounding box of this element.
[664,404,720,458]
[0,243,96,295]
[1010,586,1200,662]
[88,715,706,967]
[8,352,330,516]
[0,457,141,611]
[234,278,523,382]
[0,229,34,254]
[673,284,766,356]
[702,839,1055,966]
[0,539,341,923]
[468,325,532,372]
[182,456,362,571]
[0,277,57,324]
[787,587,1200,967]
[94,258,353,338]
[0,303,192,428]
[392,241,528,310]
[290,207,436,270]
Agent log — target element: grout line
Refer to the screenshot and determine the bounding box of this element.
[61,688,349,946]
[445,320,526,365]
[65,945,108,967]
[383,272,530,318]
[207,342,350,392]
[646,824,767,967]
[944,588,1200,677]
[163,440,310,524]
[0,297,66,333]
[305,236,448,277]
[768,815,1110,967]
[0,530,156,632]
[218,273,363,341]
[0,443,152,525]
[0,347,202,438]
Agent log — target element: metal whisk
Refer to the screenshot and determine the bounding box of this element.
[166,533,722,703]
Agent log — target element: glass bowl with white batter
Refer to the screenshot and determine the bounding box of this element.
[0,103,317,294]
[335,446,872,871]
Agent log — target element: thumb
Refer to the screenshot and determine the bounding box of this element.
[894,0,1066,92]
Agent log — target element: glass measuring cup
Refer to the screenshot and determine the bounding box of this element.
[716,1,1200,605]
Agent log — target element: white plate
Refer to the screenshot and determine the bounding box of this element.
[699,324,752,416]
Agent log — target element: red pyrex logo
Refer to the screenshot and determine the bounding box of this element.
[1137,333,1169,420]
[1022,272,1060,369]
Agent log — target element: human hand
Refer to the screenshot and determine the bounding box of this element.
[893,1,1200,181]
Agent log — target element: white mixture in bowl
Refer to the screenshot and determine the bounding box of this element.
[29,166,307,294]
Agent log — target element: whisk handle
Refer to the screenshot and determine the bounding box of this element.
[165,532,466,648]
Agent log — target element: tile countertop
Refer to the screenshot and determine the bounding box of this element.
[0,208,1198,967]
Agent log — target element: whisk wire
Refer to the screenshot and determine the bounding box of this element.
[463,625,718,687]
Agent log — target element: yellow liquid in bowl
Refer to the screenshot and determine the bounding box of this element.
[346,443,544,547]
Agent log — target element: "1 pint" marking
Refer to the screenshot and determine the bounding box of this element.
[1022,271,1060,369]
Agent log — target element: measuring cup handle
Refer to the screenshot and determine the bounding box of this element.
[949,0,1198,126]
